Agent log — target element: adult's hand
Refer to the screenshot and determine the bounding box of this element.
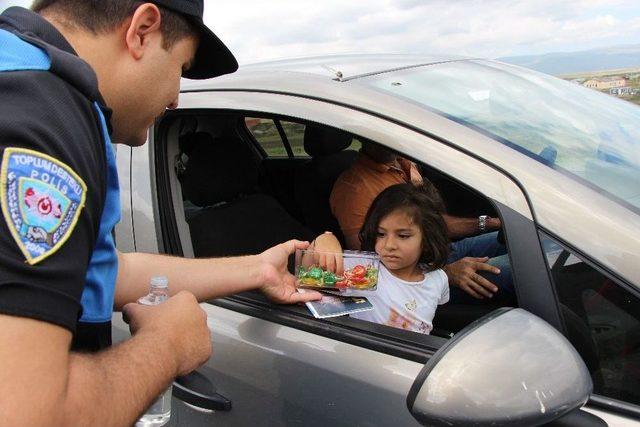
[444,257,500,299]
[259,240,323,304]
[486,216,502,231]
[123,291,211,376]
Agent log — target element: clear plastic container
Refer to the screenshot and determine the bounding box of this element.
[295,249,380,291]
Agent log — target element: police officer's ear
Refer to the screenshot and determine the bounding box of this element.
[124,3,163,60]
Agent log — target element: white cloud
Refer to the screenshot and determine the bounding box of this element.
[1,0,639,63]
[202,0,640,62]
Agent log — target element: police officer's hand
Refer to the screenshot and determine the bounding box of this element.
[123,291,211,376]
[259,239,323,304]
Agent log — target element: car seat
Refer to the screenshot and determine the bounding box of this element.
[293,124,358,244]
[179,131,315,257]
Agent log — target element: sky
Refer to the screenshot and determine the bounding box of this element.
[1,0,639,64]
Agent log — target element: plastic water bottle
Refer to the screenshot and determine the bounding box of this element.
[135,276,172,427]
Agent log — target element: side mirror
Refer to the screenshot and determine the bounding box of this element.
[407,308,592,426]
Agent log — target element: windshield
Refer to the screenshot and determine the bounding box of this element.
[362,60,640,211]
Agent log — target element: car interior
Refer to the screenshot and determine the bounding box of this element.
[154,110,516,341]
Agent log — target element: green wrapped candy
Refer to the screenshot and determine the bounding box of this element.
[323,271,337,287]
[308,267,323,280]
[297,266,308,279]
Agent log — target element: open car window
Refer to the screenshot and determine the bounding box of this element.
[167,111,519,355]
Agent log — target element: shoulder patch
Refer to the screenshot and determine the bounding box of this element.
[1,148,87,265]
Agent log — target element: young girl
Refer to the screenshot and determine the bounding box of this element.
[315,183,450,334]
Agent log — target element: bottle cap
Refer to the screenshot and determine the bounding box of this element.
[150,276,169,289]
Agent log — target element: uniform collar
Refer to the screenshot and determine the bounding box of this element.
[0,6,76,55]
[0,7,113,133]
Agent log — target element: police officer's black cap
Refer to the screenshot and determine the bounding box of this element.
[150,0,238,79]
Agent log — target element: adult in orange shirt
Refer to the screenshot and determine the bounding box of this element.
[330,141,512,303]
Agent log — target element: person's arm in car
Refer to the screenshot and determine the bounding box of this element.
[443,256,501,299]
[0,291,210,427]
[114,240,322,309]
[443,214,501,239]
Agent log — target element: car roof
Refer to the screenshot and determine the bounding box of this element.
[181,54,474,89]
[231,54,472,80]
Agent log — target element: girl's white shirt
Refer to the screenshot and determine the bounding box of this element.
[350,263,449,335]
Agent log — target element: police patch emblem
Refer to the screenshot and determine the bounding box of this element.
[1,147,86,264]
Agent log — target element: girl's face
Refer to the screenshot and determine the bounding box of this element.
[375,208,423,273]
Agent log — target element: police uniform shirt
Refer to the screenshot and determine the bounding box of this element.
[0,7,120,351]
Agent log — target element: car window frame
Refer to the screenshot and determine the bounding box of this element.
[152,92,559,365]
[153,110,449,361]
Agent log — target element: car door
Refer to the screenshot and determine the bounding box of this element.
[116,91,458,426]
[114,88,622,426]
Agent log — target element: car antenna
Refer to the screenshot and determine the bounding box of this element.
[321,64,344,81]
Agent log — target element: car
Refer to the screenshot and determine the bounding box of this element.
[113,54,640,426]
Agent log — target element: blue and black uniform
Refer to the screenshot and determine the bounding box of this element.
[0,7,120,351]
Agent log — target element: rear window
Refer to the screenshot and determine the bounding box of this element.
[281,121,306,157]
[245,117,288,157]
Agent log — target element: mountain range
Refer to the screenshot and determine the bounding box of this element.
[499,44,640,76]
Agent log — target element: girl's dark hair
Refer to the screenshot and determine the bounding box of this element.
[359,182,450,269]
[31,1,195,49]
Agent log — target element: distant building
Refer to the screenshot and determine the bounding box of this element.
[583,76,628,90]
[609,87,638,96]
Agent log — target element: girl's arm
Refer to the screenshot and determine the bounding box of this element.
[308,231,345,275]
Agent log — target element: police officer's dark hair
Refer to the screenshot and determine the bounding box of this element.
[359,182,450,270]
[31,1,195,50]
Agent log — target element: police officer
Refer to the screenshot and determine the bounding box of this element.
[0,1,320,425]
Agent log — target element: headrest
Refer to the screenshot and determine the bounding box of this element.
[304,124,353,157]
[179,132,258,206]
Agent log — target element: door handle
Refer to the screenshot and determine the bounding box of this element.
[173,370,232,412]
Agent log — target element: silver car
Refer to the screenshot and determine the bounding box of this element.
[114,55,640,426]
